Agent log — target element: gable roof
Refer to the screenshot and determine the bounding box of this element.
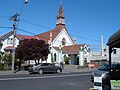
[35,24,68,43]
[16,34,35,40]
[0,30,14,40]
[16,34,45,40]
[62,44,85,54]
[0,30,35,40]
[0,30,45,41]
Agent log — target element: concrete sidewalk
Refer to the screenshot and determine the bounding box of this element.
[62,65,92,73]
[0,65,93,75]
[0,70,29,75]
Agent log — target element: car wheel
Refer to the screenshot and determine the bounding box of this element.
[29,72,33,74]
[38,69,43,74]
[56,69,61,73]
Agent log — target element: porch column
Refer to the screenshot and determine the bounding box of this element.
[79,47,84,66]
[58,45,62,63]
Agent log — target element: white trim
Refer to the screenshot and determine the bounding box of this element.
[52,28,73,45]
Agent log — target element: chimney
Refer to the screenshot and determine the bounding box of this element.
[73,37,76,45]
[49,31,52,44]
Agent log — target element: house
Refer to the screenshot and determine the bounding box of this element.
[0,4,90,66]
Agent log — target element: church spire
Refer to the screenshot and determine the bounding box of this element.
[56,4,65,26]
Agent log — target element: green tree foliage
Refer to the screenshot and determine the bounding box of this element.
[2,54,12,70]
[0,41,3,50]
[15,39,50,64]
[64,55,70,64]
[0,41,3,62]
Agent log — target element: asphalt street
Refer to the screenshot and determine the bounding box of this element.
[0,72,93,90]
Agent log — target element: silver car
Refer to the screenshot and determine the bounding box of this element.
[91,62,120,89]
[28,63,62,74]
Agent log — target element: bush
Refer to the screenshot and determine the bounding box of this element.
[0,63,4,71]
[64,55,69,64]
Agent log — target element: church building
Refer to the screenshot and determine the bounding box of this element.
[0,4,90,66]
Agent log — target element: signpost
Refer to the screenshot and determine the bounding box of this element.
[111,80,120,90]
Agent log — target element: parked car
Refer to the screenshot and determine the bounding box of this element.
[53,62,60,67]
[91,62,120,89]
[28,63,62,74]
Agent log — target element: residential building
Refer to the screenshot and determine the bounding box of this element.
[89,44,120,64]
[106,47,120,63]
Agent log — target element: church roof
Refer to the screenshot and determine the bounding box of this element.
[62,44,85,54]
[35,24,66,43]
[35,4,73,44]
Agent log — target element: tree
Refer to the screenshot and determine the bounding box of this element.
[0,41,3,62]
[2,54,12,70]
[15,39,50,64]
[0,41,3,50]
[64,55,70,64]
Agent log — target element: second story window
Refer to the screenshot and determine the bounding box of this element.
[62,38,66,45]
[7,38,13,44]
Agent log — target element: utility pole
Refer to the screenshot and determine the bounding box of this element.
[11,0,29,73]
[11,13,19,73]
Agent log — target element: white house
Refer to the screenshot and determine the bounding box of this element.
[106,47,120,63]
[0,4,90,66]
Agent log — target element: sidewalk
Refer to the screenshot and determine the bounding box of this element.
[0,70,29,75]
[62,65,92,73]
[0,65,93,75]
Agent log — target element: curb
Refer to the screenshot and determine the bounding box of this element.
[0,71,29,75]
[0,67,93,75]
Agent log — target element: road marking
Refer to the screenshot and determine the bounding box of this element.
[0,73,91,81]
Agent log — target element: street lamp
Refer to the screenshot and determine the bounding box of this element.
[11,0,29,73]
[25,0,29,3]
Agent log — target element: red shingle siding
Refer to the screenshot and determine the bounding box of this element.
[5,46,13,49]
[62,44,85,54]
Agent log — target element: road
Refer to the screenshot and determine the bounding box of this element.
[0,72,93,90]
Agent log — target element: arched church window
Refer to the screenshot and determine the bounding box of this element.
[62,38,66,45]
[54,53,56,62]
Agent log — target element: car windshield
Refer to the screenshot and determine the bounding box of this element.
[98,63,119,71]
[98,64,109,71]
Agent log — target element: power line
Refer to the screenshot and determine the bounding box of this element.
[0,16,10,19]
[17,28,36,35]
[0,26,36,36]
[0,15,51,31]
[21,19,51,30]
[70,33,101,42]
[0,26,12,29]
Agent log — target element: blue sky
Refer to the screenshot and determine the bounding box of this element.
[0,0,120,50]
